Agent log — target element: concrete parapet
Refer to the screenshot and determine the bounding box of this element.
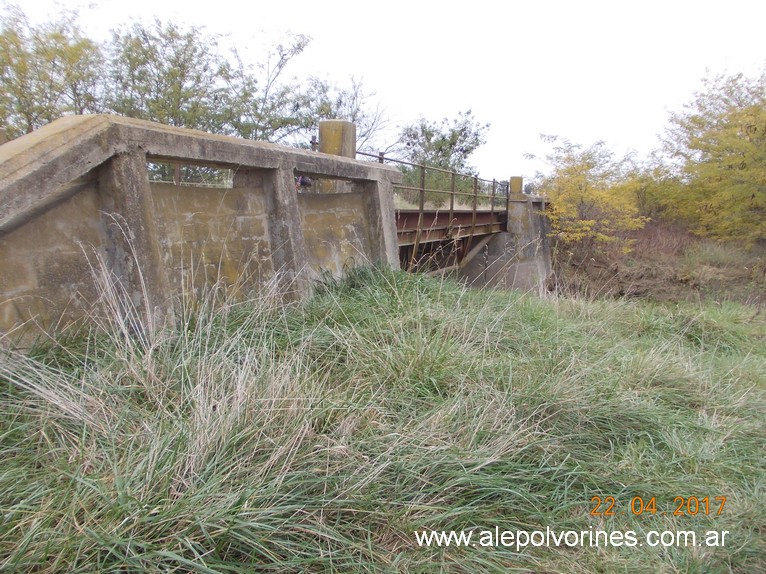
[0,115,402,340]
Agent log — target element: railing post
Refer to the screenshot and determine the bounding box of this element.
[409,165,426,271]
[490,179,496,220]
[448,172,455,238]
[470,175,478,241]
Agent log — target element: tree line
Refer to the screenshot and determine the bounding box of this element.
[1,4,495,195]
[0,5,386,148]
[531,67,766,252]
[0,5,492,180]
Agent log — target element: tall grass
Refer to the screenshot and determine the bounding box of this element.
[1,266,764,572]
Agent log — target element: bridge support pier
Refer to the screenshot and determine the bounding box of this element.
[460,231,550,292]
[460,187,551,293]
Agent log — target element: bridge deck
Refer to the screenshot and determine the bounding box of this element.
[395,209,507,246]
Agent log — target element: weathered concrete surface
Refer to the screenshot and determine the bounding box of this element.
[318,120,356,194]
[0,115,118,234]
[299,191,375,277]
[318,120,356,158]
[0,176,105,334]
[460,196,551,292]
[0,115,402,235]
[0,115,401,339]
[151,179,274,294]
[100,150,173,331]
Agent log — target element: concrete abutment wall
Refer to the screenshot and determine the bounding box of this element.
[0,115,401,340]
[459,191,552,293]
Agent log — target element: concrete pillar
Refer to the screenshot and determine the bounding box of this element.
[234,167,310,300]
[462,173,550,291]
[316,120,399,270]
[510,176,523,195]
[98,150,172,333]
[319,120,356,193]
[319,120,356,158]
[361,176,401,270]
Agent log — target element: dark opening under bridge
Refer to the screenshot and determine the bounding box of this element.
[0,116,550,340]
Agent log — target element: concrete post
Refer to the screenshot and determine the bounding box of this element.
[319,120,356,193]
[361,176,401,270]
[506,176,523,233]
[510,176,523,195]
[98,150,172,334]
[319,120,356,158]
[316,120,400,270]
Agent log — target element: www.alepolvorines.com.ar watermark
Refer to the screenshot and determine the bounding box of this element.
[414,526,730,550]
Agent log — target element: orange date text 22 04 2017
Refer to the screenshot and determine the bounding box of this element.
[589,495,727,517]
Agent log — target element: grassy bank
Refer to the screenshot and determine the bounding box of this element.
[2,267,764,573]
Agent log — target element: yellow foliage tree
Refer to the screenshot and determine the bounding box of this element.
[663,68,766,244]
[532,138,649,260]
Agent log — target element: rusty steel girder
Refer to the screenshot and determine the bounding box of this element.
[395,209,507,246]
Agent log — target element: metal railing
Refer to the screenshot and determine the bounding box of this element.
[356,151,510,270]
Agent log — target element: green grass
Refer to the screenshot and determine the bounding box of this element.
[1,266,765,573]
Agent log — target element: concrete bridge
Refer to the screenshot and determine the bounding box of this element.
[0,115,550,340]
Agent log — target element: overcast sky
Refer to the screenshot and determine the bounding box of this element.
[18,0,766,180]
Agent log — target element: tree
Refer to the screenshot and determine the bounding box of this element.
[107,20,230,133]
[0,5,103,138]
[224,54,386,149]
[663,68,766,244]
[397,109,489,172]
[1,6,388,156]
[532,137,649,259]
[221,34,313,143]
[612,150,687,224]
[389,110,490,208]
[108,25,387,149]
[302,76,387,152]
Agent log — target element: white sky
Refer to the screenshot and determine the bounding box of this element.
[18,0,766,181]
